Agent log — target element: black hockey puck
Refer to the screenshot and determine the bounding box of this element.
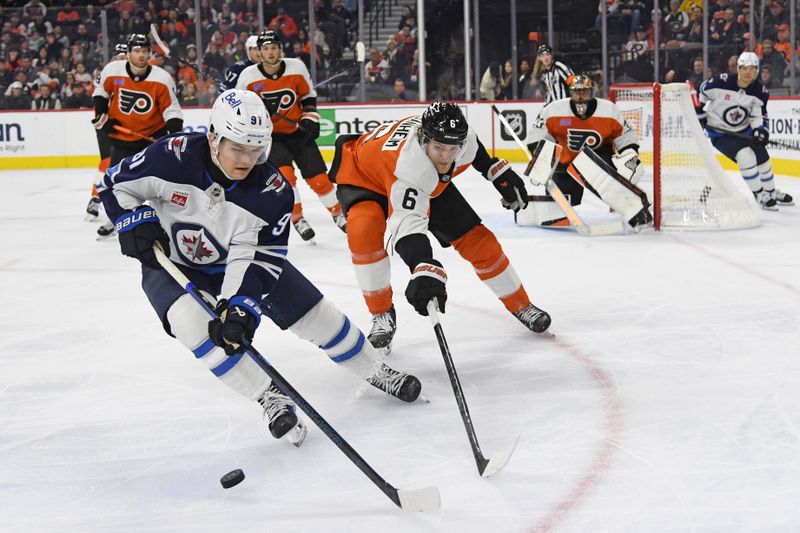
[220,469,245,489]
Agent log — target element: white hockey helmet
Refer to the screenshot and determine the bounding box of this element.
[209,89,272,171]
[737,52,759,69]
[245,35,258,50]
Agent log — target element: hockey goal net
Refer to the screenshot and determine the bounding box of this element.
[609,82,759,230]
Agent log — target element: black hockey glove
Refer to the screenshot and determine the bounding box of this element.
[208,297,262,356]
[115,206,169,268]
[91,113,118,134]
[488,159,529,212]
[752,127,769,146]
[405,259,447,316]
[301,111,320,142]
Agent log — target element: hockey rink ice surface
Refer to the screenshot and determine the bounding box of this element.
[2,164,799,533]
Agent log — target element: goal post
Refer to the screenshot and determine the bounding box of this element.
[609,82,759,231]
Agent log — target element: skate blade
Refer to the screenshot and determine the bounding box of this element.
[96,232,117,242]
[84,213,99,222]
[286,420,307,448]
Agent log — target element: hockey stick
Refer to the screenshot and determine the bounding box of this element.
[152,244,440,511]
[150,23,173,59]
[491,105,625,236]
[113,125,157,143]
[426,300,519,478]
[706,126,799,151]
[313,42,366,89]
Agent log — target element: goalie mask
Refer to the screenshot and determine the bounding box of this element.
[209,89,272,180]
[418,101,468,146]
[569,75,594,119]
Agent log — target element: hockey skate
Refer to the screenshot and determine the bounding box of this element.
[333,213,347,233]
[755,189,778,211]
[368,306,396,354]
[85,197,101,220]
[772,189,794,206]
[258,382,307,447]
[96,221,117,240]
[367,363,421,403]
[513,304,552,333]
[627,207,653,231]
[292,217,316,241]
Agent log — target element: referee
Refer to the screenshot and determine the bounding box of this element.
[536,44,574,104]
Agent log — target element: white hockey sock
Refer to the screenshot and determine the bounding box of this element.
[734,147,761,193]
[757,161,775,192]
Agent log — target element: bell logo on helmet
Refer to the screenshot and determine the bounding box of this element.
[223,92,242,108]
[118,89,153,114]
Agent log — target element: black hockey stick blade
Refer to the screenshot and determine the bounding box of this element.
[427,300,517,478]
[153,244,440,511]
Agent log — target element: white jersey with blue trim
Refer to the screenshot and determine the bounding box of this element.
[698,73,769,137]
[98,132,294,303]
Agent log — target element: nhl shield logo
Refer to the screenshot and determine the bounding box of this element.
[500,110,527,141]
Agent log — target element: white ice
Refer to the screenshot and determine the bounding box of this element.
[2,164,799,533]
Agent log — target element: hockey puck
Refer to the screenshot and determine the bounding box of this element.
[220,469,245,489]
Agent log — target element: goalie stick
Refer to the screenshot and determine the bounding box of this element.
[152,243,440,512]
[491,105,625,236]
[427,300,519,478]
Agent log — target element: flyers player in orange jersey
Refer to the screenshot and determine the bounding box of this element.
[330,102,552,353]
[85,42,129,222]
[236,29,345,242]
[525,75,652,230]
[92,33,184,238]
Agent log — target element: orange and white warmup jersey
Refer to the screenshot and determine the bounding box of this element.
[528,97,638,165]
[337,116,480,245]
[93,61,183,143]
[236,58,317,136]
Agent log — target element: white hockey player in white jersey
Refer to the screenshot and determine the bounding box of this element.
[697,52,793,210]
[98,89,423,447]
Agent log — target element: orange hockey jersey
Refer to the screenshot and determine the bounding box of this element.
[528,97,638,165]
[236,58,317,136]
[93,61,183,143]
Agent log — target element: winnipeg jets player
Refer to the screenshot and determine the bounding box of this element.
[698,52,793,210]
[98,89,422,447]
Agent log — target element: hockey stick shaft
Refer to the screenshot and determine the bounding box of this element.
[706,126,798,151]
[152,244,439,511]
[113,125,157,143]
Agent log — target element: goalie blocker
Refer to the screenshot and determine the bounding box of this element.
[567,147,653,230]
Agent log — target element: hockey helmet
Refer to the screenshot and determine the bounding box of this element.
[127,33,150,51]
[210,89,272,173]
[257,29,282,48]
[114,43,128,56]
[245,35,259,49]
[419,101,468,146]
[569,74,594,117]
[737,52,759,69]
[537,44,553,57]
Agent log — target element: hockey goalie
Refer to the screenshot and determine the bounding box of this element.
[520,75,653,232]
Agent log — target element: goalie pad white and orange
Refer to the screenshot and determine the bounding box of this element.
[524,139,562,186]
[567,147,651,226]
[611,147,643,185]
[514,195,570,227]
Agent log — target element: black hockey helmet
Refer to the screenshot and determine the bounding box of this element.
[127,33,150,51]
[114,43,128,55]
[257,29,282,48]
[537,44,553,57]
[419,101,468,146]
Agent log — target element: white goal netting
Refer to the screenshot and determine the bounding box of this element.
[611,83,759,230]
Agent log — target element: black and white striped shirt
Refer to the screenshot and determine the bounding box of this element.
[541,60,574,104]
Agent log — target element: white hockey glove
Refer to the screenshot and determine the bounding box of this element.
[612,148,643,185]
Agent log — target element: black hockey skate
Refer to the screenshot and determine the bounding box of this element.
[293,217,316,241]
[367,363,421,402]
[755,189,778,211]
[368,306,396,353]
[85,197,101,220]
[773,189,794,206]
[258,382,307,446]
[513,304,552,333]
[96,221,116,240]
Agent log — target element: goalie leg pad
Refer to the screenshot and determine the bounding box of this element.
[514,195,570,227]
[167,293,269,400]
[289,297,380,379]
[525,139,562,187]
[568,148,651,227]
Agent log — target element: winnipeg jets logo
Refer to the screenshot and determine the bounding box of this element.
[165,135,188,161]
[566,129,602,152]
[261,172,287,193]
[118,88,153,114]
[258,89,296,116]
[172,223,227,265]
[723,105,749,127]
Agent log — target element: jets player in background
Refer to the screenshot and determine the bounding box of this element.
[237,29,346,242]
[220,35,260,90]
[536,44,574,104]
[85,43,129,221]
[526,74,652,230]
[92,33,184,238]
[330,102,551,354]
[98,89,423,447]
[697,52,793,210]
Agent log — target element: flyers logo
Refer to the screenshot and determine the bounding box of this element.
[258,89,296,115]
[566,129,601,152]
[118,89,153,114]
